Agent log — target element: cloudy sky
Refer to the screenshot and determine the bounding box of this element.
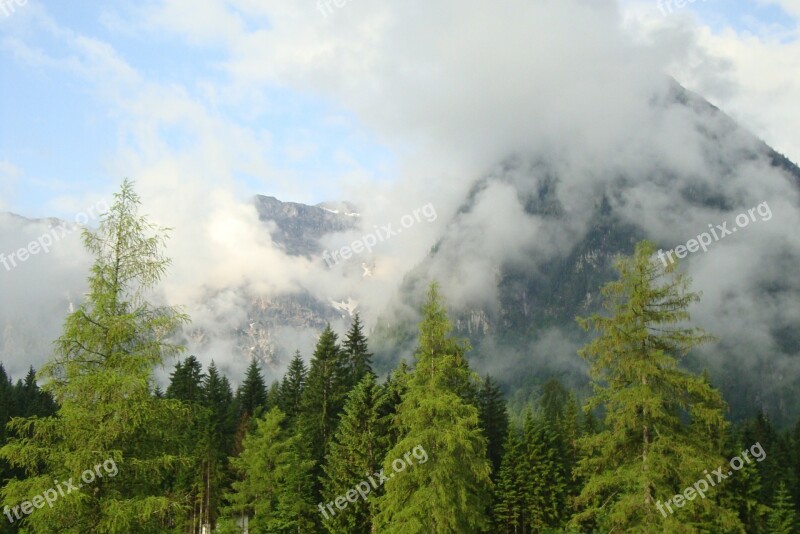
[1,0,798,218]
[1,0,799,391]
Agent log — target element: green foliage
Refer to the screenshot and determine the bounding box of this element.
[492,426,525,533]
[767,482,797,534]
[277,351,307,421]
[341,313,373,388]
[300,325,349,487]
[236,358,267,420]
[224,407,316,532]
[571,241,742,533]
[376,283,492,533]
[477,374,509,475]
[0,179,191,532]
[321,374,390,533]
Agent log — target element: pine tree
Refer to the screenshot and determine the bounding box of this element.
[477,374,509,474]
[375,282,492,532]
[321,374,391,533]
[570,241,743,533]
[341,313,373,388]
[767,482,797,534]
[0,179,191,532]
[278,351,307,420]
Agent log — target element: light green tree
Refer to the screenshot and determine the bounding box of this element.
[375,282,492,533]
[570,241,743,533]
[0,179,191,533]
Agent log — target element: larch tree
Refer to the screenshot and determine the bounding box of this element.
[375,282,492,533]
[570,240,742,533]
[0,179,191,532]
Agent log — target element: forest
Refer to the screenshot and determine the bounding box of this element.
[0,182,798,534]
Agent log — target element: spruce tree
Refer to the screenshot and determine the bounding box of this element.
[166,356,205,403]
[236,357,267,420]
[342,313,373,388]
[300,325,348,482]
[492,426,525,534]
[521,411,566,531]
[224,407,316,532]
[570,241,742,533]
[767,482,797,534]
[278,351,307,420]
[321,374,391,533]
[375,282,492,532]
[0,179,191,532]
[477,374,509,474]
[196,361,236,531]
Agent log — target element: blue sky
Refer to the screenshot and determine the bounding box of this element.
[0,1,397,219]
[0,0,798,219]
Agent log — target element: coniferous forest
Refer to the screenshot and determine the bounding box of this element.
[1,186,799,534]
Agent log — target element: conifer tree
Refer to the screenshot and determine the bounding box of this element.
[166,356,205,403]
[719,436,768,533]
[300,325,348,481]
[570,241,742,533]
[341,313,373,388]
[321,374,391,533]
[767,482,797,534]
[196,361,236,531]
[236,358,267,420]
[375,282,492,532]
[0,179,191,532]
[477,374,509,474]
[278,351,307,420]
[493,426,525,533]
[521,411,566,531]
[224,407,316,532]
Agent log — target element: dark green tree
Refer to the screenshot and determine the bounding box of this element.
[492,426,525,534]
[166,356,205,403]
[521,411,566,531]
[341,313,373,388]
[767,482,797,534]
[321,374,391,533]
[477,374,509,474]
[235,358,267,421]
[300,325,348,482]
[278,351,307,420]
[223,407,316,532]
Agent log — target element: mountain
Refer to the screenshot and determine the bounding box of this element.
[2,83,799,424]
[371,83,800,424]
